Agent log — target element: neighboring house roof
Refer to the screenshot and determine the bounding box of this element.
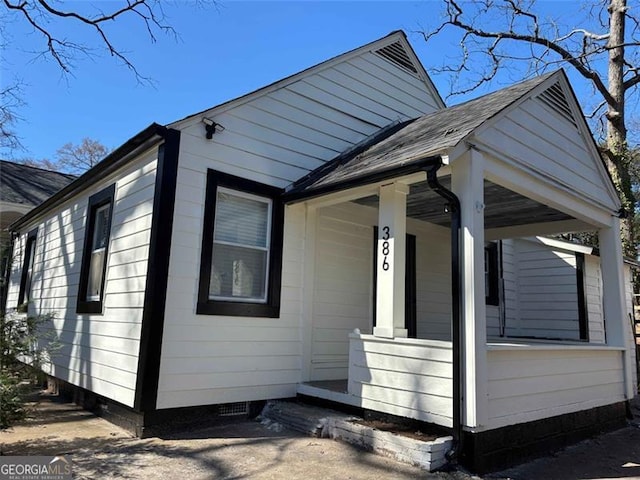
[10,124,169,231]
[0,160,76,207]
[285,72,556,199]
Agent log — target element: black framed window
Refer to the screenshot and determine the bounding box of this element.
[485,242,500,306]
[77,184,115,314]
[17,227,38,308]
[197,170,283,317]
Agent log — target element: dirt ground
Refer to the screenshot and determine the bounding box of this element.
[2,393,640,479]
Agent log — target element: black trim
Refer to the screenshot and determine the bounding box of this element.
[76,184,116,314]
[17,227,38,307]
[372,228,417,337]
[485,242,499,306]
[11,123,167,232]
[461,401,627,473]
[405,234,417,338]
[425,163,462,463]
[576,252,589,341]
[1,232,16,315]
[196,170,284,318]
[134,128,181,412]
[288,120,415,193]
[283,157,442,203]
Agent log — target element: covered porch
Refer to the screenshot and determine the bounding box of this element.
[283,71,632,442]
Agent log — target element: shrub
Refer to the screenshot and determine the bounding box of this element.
[0,311,58,429]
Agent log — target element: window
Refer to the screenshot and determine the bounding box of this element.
[485,242,500,306]
[197,170,283,317]
[77,184,115,314]
[17,227,38,308]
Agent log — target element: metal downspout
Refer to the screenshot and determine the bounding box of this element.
[425,163,463,464]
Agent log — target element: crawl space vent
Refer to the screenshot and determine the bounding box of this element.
[218,401,249,416]
[537,82,578,129]
[374,42,418,75]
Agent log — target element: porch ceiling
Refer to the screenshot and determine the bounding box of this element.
[354,177,574,229]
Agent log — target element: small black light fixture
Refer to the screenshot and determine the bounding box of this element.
[618,207,629,219]
[203,117,225,139]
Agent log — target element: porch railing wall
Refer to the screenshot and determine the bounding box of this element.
[486,344,626,430]
[348,333,453,428]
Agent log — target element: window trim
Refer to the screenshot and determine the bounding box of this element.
[77,184,115,314]
[17,227,38,308]
[197,170,283,317]
[485,242,500,306]
[575,252,590,342]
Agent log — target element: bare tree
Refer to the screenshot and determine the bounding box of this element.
[421,0,640,256]
[0,82,25,152]
[1,1,213,156]
[16,157,58,171]
[56,138,111,175]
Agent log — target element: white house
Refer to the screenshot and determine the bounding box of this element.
[0,161,75,311]
[4,31,634,472]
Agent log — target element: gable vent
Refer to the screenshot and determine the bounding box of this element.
[537,82,578,129]
[374,41,418,75]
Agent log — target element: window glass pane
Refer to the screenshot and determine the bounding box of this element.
[92,205,111,251]
[87,250,105,300]
[210,243,267,301]
[24,239,36,303]
[214,191,269,248]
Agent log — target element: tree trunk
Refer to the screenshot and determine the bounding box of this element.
[606,0,635,256]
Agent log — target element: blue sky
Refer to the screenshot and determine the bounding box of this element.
[2,1,616,162]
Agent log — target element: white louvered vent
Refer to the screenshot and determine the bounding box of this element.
[537,82,578,129]
[374,41,418,75]
[218,401,249,416]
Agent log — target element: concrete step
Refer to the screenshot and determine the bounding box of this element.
[259,400,453,471]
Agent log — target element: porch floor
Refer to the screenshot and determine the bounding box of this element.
[297,379,359,406]
[305,379,348,393]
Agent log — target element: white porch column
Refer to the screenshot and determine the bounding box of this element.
[599,219,635,398]
[451,149,488,428]
[373,182,409,339]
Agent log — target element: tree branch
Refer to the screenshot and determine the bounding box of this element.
[2,0,183,83]
[437,0,614,104]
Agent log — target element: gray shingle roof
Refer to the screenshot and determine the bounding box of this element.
[286,72,556,198]
[0,161,76,207]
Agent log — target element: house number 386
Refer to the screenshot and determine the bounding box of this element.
[381,226,391,271]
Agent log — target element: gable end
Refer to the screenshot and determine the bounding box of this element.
[374,41,419,75]
[536,82,578,129]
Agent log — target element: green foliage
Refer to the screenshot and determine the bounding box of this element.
[0,311,58,429]
[0,372,26,428]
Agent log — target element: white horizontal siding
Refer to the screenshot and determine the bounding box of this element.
[176,48,439,190]
[348,335,453,427]
[476,98,614,212]
[585,256,605,343]
[6,148,159,407]
[308,202,455,381]
[487,347,625,429]
[513,239,580,340]
[156,203,306,409]
[414,222,451,341]
[624,265,638,390]
[311,204,374,381]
